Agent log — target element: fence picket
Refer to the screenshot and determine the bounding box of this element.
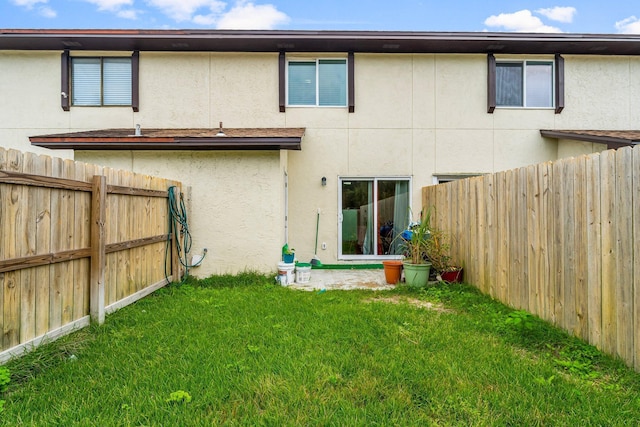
[586,154,602,349]
[4,150,23,347]
[526,165,539,316]
[632,145,640,371]
[600,150,617,358]
[484,174,496,297]
[615,148,634,362]
[574,156,588,340]
[73,162,90,321]
[34,153,51,338]
[562,159,576,333]
[540,162,552,324]
[19,153,38,343]
[496,171,508,303]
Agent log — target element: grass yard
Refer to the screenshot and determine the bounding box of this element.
[1,273,639,426]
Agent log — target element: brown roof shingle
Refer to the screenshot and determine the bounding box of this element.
[30,128,305,151]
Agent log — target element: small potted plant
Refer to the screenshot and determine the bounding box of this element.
[398,209,432,288]
[424,226,463,283]
[281,244,295,264]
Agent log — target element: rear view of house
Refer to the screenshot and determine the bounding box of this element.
[2,29,640,276]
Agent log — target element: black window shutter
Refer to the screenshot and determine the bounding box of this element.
[132,51,139,112]
[487,54,496,114]
[279,51,286,112]
[555,54,564,114]
[348,52,355,113]
[61,50,70,111]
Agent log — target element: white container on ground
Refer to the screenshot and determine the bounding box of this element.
[295,263,312,284]
[277,262,295,286]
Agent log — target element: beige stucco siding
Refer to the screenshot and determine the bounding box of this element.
[0,52,73,158]
[3,50,640,273]
[76,150,286,277]
[137,53,212,128]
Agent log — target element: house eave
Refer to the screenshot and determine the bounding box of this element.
[540,129,640,150]
[4,29,640,55]
[29,128,305,151]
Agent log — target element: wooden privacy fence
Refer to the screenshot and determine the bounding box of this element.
[423,145,640,371]
[0,148,182,362]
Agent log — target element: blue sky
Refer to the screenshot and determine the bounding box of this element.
[3,0,640,34]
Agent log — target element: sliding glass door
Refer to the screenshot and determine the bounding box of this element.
[339,177,410,259]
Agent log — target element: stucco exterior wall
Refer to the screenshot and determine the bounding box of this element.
[3,50,640,272]
[75,150,286,277]
[0,51,73,158]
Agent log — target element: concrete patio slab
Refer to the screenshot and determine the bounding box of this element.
[288,268,395,291]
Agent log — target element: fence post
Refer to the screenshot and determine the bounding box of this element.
[90,175,106,324]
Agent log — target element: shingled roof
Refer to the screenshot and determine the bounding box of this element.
[30,128,306,151]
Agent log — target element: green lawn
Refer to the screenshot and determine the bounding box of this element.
[1,273,639,426]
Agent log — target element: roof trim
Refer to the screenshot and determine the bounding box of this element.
[4,29,640,55]
[540,129,640,149]
[29,128,305,151]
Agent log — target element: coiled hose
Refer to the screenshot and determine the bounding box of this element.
[165,186,206,282]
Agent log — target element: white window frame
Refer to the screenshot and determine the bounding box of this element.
[71,56,132,107]
[495,59,555,109]
[286,58,348,107]
[432,174,484,184]
[338,176,412,261]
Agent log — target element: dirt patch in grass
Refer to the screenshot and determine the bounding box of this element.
[364,295,453,313]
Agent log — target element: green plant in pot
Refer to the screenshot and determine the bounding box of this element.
[282,244,295,264]
[424,225,463,283]
[399,209,432,288]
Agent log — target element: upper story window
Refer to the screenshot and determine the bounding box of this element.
[71,57,132,106]
[496,60,553,108]
[488,54,563,114]
[287,59,347,107]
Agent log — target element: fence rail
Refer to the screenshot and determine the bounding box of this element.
[423,145,640,371]
[0,148,182,361]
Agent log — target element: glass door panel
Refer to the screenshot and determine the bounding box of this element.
[340,178,410,258]
[341,180,373,255]
[377,180,409,255]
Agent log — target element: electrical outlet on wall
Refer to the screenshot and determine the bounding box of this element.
[321,242,327,250]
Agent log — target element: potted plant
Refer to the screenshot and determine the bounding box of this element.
[424,226,463,283]
[381,259,403,284]
[281,244,295,264]
[398,209,432,288]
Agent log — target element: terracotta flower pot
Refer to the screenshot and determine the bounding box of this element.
[382,260,403,284]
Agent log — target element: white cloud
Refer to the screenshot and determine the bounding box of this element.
[146,0,288,28]
[216,1,290,29]
[84,0,134,12]
[11,0,46,8]
[117,9,139,19]
[11,0,57,18]
[536,6,576,23]
[484,9,562,33]
[39,5,56,17]
[77,0,288,28]
[145,0,225,22]
[615,16,640,34]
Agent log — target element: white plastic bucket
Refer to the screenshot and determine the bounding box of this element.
[277,262,295,286]
[295,264,312,284]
